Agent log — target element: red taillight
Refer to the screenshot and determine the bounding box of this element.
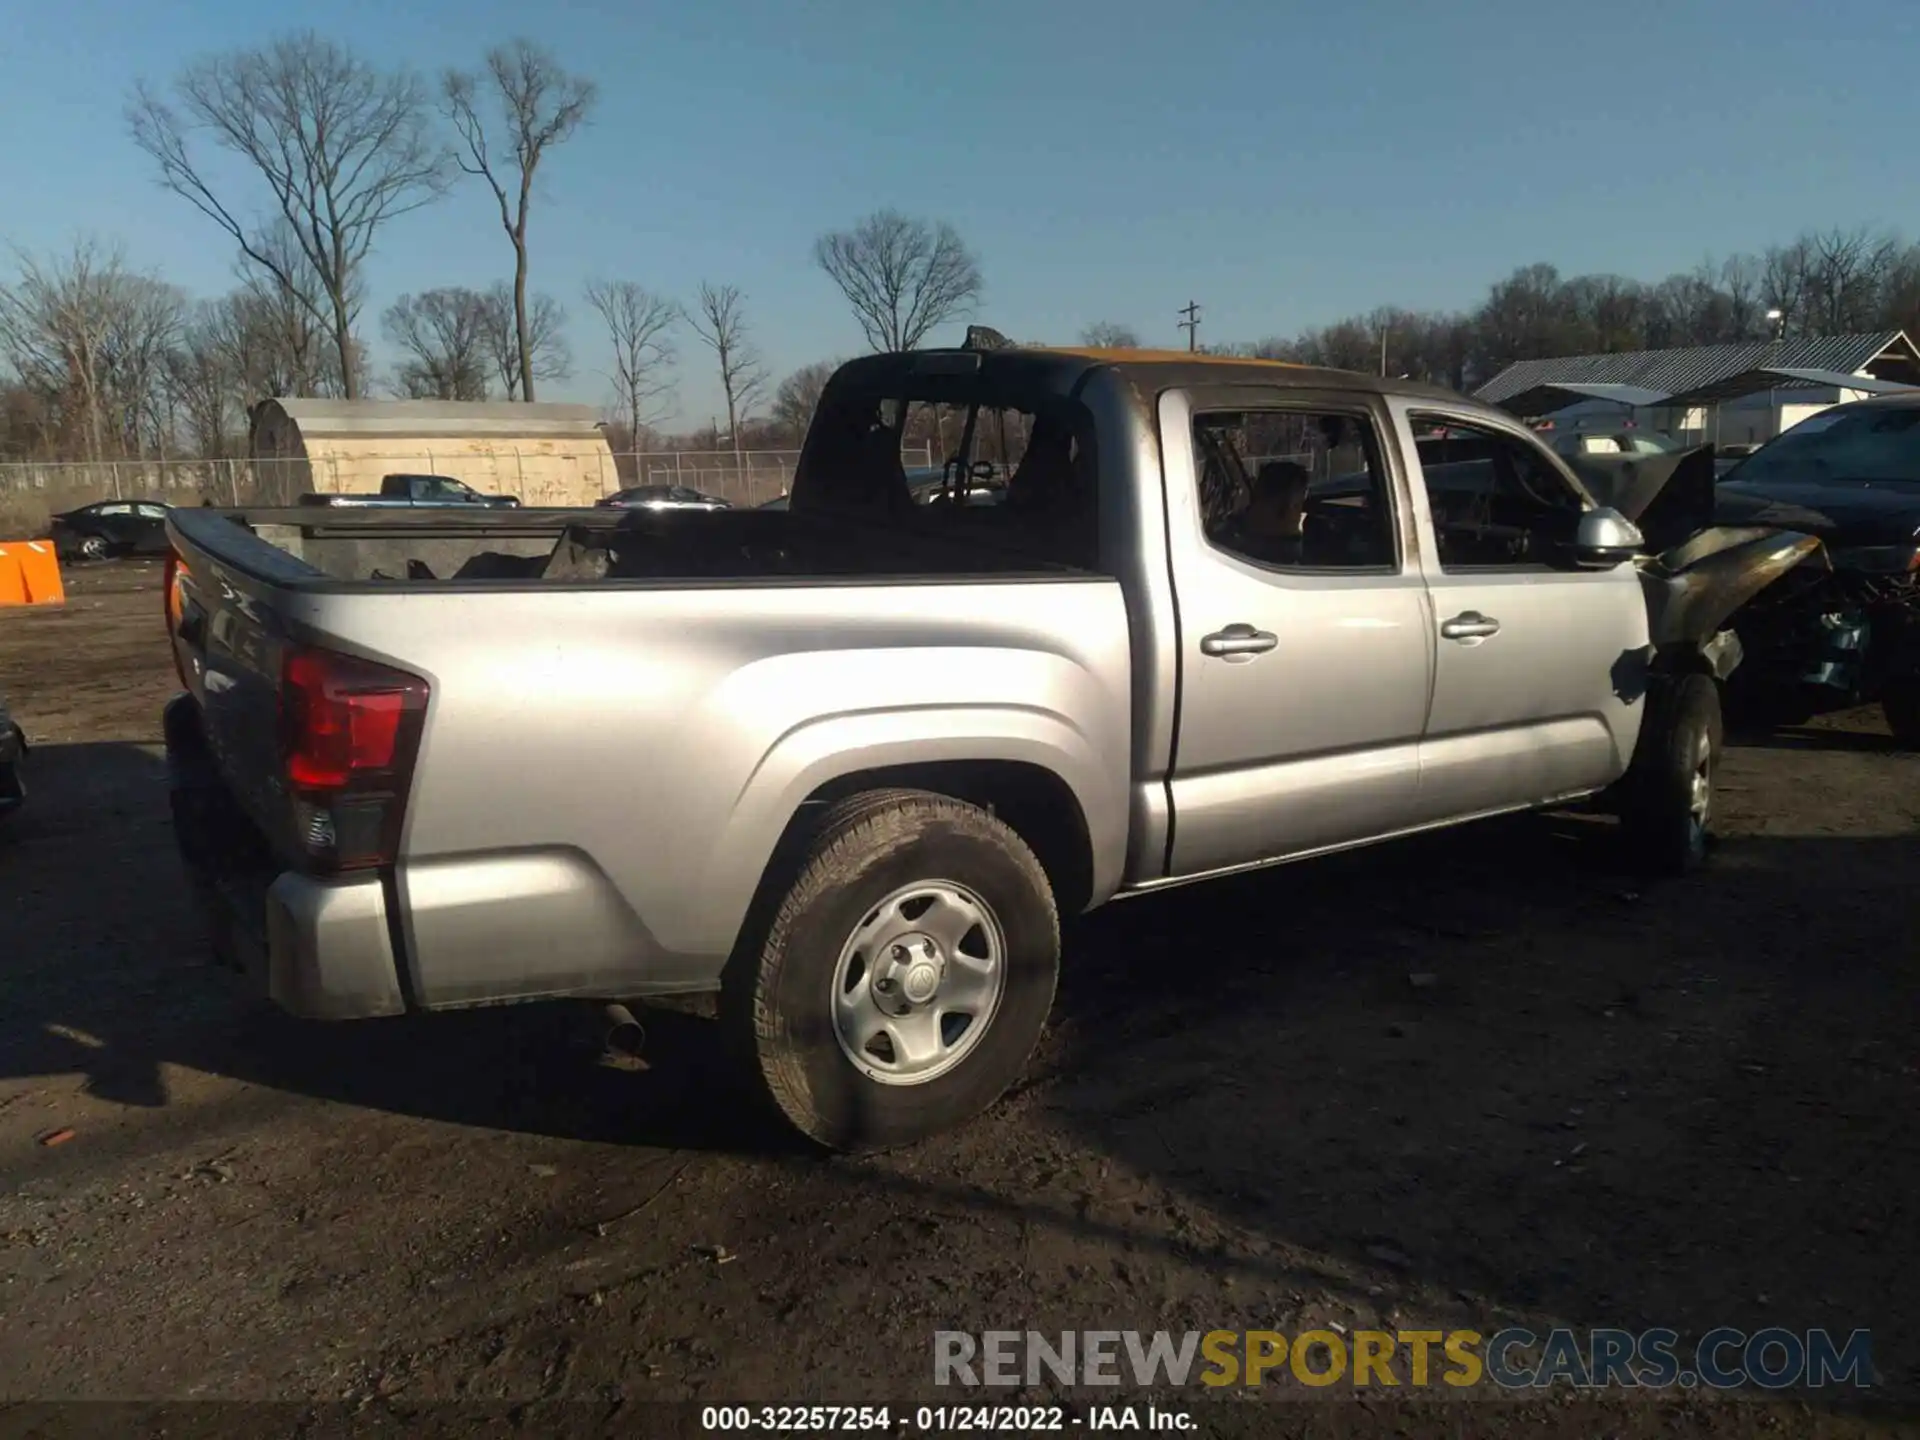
[278,645,429,872]
[281,650,412,789]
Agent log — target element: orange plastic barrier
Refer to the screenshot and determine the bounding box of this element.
[0,540,66,607]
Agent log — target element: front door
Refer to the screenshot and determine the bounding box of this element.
[1389,401,1650,823]
[1161,387,1435,877]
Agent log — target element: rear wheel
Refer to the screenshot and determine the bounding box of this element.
[721,789,1060,1152]
[1618,672,1722,877]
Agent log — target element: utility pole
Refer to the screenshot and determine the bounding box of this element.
[1177,301,1202,352]
[1379,326,1389,377]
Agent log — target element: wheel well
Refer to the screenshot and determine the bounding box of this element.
[800,760,1096,916]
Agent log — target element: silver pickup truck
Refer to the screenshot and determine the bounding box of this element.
[162,345,1814,1151]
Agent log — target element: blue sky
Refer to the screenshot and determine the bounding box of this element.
[1,0,1915,424]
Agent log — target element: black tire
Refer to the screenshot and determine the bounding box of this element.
[721,789,1060,1153]
[77,535,109,561]
[1618,671,1723,878]
[1883,681,1920,748]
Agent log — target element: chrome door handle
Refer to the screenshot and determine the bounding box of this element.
[1200,624,1278,658]
[1440,611,1501,641]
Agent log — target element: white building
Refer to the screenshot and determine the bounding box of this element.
[1476,331,1920,445]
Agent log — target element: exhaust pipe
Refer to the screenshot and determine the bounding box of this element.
[599,1002,648,1071]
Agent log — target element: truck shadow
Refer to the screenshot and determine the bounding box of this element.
[0,741,783,1154]
[1036,815,1919,1395]
[1734,724,1909,755]
[4,738,1917,1401]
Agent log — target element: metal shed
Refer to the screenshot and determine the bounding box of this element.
[1476,332,1920,413]
[248,398,618,506]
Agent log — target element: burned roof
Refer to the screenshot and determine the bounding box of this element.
[1477,331,1920,412]
[827,346,1471,409]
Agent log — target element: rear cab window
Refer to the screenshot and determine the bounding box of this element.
[1193,408,1399,573]
[792,358,1101,571]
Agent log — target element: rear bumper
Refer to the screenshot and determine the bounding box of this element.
[164,694,406,1020]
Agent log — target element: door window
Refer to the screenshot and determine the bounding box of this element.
[1193,408,1397,572]
[1407,415,1587,571]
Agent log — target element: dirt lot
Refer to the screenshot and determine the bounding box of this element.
[1,561,1916,1436]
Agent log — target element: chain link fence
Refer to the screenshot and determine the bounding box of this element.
[0,446,939,537]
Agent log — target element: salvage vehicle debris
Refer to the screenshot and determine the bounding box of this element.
[159,343,1814,1153]
[1713,396,1920,744]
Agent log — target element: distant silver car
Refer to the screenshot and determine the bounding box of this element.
[598,484,731,512]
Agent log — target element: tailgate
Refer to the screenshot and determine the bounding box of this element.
[166,510,436,876]
[166,532,302,857]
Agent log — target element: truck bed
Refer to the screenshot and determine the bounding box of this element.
[183,504,1095,588]
[161,501,1134,1018]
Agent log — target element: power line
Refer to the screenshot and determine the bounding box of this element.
[1177,301,1202,352]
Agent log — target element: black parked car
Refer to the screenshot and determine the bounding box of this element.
[49,500,171,560]
[0,691,24,821]
[1715,395,1920,742]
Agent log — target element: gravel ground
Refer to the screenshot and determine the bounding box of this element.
[0,559,1915,1437]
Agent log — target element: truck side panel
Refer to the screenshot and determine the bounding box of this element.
[301,579,1135,1007]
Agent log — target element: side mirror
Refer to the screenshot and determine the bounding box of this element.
[1574,506,1644,568]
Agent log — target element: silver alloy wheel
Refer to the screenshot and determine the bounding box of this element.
[78,535,108,560]
[830,879,1008,1086]
[1687,731,1712,857]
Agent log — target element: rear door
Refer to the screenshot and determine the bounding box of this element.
[1160,386,1435,876]
[91,502,135,545]
[132,503,172,552]
[1389,401,1649,821]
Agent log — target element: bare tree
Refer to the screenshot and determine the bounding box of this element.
[1761,240,1814,338]
[1078,321,1141,349]
[813,210,983,352]
[166,300,244,459]
[0,239,182,463]
[1720,254,1766,341]
[1804,226,1901,335]
[443,41,596,401]
[771,359,839,442]
[223,224,340,398]
[102,275,188,455]
[382,288,492,400]
[584,280,677,463]
[127,32,452,398]
[685,282,768,470]
[478,281,570,399]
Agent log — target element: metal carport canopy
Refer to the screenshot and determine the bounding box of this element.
[1658,367,1920,408]
[1494,382,1674,417]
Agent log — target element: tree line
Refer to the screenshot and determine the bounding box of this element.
[0,30,988,466]
[1082,230,1920,388]
[3,26,1918,467]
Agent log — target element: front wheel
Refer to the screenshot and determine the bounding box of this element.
[722,789,1060,1152]
[1618,672,1723,878]
[77,535,109,561]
